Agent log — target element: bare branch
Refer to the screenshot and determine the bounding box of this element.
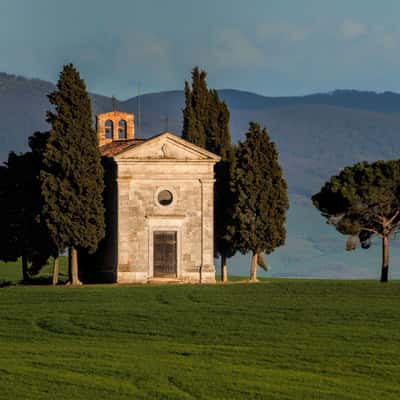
[385,209,400,228]
[359,226,381,236]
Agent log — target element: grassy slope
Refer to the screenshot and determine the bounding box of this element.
[0,281,399,399]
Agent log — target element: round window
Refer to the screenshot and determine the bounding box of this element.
[158,190,173,206]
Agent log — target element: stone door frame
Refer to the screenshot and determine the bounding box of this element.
[146,216,184,279]
[153,231,177,277]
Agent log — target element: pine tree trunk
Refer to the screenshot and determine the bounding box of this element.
[68,247,81,285]
[249,252,258,282]
[52,257,59,286]
[380,235,389,282]
[22,252,29,283]
[221,254,228,283]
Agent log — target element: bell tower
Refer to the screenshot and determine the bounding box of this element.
[96,111,135,146]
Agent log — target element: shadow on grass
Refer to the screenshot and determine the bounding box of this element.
[0,280,14,288]
[11,272,69,287]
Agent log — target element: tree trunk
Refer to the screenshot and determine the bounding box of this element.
[249,252,258,282]
[22,252,29,283]
[52,257,59,286]
[380,235,389,282]
[221,254,228,283]
[68,247,81,285]
[68,247,72,282]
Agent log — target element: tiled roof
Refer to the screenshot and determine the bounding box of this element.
[100,139,147,157]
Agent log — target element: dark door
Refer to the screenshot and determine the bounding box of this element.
[153,231,177,277]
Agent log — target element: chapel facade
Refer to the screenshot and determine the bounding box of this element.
[84,110,219,284]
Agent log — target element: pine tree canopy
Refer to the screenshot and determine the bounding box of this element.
[312,160,400,281]
[41,63,105,254]
[229,122,289,255]
[312,160,400,246]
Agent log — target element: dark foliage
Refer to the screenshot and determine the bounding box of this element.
[0,131,53,279]
[312,160,400,281]
[182,67,236,277]
[229,122,289,269]
[182,67,208,147]
[40,64,105,266]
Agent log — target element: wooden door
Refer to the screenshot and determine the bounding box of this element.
[153,231,177,277]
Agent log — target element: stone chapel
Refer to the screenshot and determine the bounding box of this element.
[82,110,220,284]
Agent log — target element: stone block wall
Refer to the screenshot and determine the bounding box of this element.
[116,160,216,283]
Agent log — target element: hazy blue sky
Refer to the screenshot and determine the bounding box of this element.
[1,0,399,99]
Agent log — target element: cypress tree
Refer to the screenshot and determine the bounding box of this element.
[205,89,219,152]
[193,67,209,145]
[182,66,208,147]
[214,152,236,282]
[41,64,105,285]
[182,67,236,281]
[217,100,231,159]
[208,92,236,282]
[182,81,198,143]
[229,122,289,281]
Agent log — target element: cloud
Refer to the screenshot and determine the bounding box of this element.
[340,19,367,40]
[257,22,311,42]
[372,26,398,50]
[205,28,265,70]
[120,31,172,67]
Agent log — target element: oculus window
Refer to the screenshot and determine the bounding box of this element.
[158,190,173,206]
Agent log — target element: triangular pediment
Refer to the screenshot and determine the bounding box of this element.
[115,132,220,161]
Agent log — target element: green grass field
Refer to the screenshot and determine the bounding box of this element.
[0,258,69,286]
[0,271,400,399]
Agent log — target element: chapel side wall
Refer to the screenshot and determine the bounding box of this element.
[116,161,216,283]
[199,178,216,283]
[80,157,118,283]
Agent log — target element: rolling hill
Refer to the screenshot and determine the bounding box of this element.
[1,72,400,278]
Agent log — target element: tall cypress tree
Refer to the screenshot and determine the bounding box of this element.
[207,91,236,282]
[205,89,219,152]
[182,67,236,281]
[182,66,208,147]
[229,122,289,281]
[214,152,236,282]
[182,81,198,143]
[41,64,105,285]
[217,100,231,159]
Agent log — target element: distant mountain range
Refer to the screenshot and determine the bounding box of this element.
[2,72,400,197]
[2,72,400,279]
